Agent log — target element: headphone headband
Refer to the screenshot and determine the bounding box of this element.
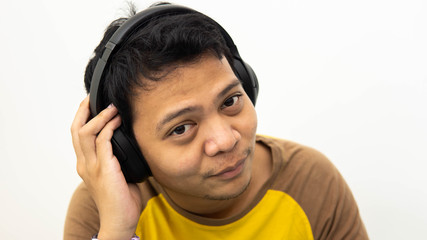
[89,4,257,115]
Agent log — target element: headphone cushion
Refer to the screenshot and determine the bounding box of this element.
[111,126,152,182]
[232,58,259,105]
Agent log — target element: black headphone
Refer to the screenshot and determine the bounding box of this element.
[89,3,259,183]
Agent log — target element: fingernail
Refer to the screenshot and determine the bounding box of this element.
[107,103,114,108]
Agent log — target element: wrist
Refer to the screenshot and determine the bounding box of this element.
[93,232,139,240]
[97,217,138,240]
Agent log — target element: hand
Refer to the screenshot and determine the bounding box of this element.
[71,96,142,240]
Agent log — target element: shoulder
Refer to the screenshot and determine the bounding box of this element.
[257,135,341,199]
[257,135,369,240]
[68,182,97,209]
[64,182,99,240]
[257,135,336,180]
[64,180,160,240]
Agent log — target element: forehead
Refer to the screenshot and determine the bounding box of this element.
[131,54,238,122]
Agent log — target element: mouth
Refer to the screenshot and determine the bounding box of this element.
[210,157,247,180]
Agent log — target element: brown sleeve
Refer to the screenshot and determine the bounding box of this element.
[271,140,369,240]
[63,182,100,240]
[302,151,368,240]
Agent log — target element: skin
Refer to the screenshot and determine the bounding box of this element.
[71,53,272,240]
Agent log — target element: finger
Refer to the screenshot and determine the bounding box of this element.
[71,95,91,135]
[79,104,119,168]
[70,96,91,168]
[95,114,122,171]
[82,103,119,137]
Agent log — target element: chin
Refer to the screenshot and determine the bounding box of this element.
[204,178,251,201]
[203,164,253,201]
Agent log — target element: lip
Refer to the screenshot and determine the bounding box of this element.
[211,158,246,180]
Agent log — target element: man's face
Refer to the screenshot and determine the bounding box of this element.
[132,54,257,201]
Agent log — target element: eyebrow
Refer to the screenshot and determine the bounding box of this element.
[156,78,241,133]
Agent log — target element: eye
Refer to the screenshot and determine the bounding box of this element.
[170,124,192,136]
[221,94,242,109]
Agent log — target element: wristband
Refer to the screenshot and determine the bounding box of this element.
[92,233,140,240]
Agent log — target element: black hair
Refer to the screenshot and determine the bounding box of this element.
[83,4,232,136]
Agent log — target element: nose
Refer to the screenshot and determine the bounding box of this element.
[203,117,241,157]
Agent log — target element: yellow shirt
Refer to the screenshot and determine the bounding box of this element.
[136,190,313,239]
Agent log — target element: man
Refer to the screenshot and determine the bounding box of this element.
[65,3,368,240]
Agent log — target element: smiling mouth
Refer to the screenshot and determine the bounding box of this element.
[212,158,246,176]
[208,152,250,180]
[203,148,251,180]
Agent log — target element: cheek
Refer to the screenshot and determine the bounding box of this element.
[143,144,203,180]
[242,100,258,136]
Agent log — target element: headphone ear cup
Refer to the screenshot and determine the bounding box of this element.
[232,58,259,105]
[111,126,152,183]
[243,61,259,103]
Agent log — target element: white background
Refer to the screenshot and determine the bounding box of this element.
[1,0,426,239]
